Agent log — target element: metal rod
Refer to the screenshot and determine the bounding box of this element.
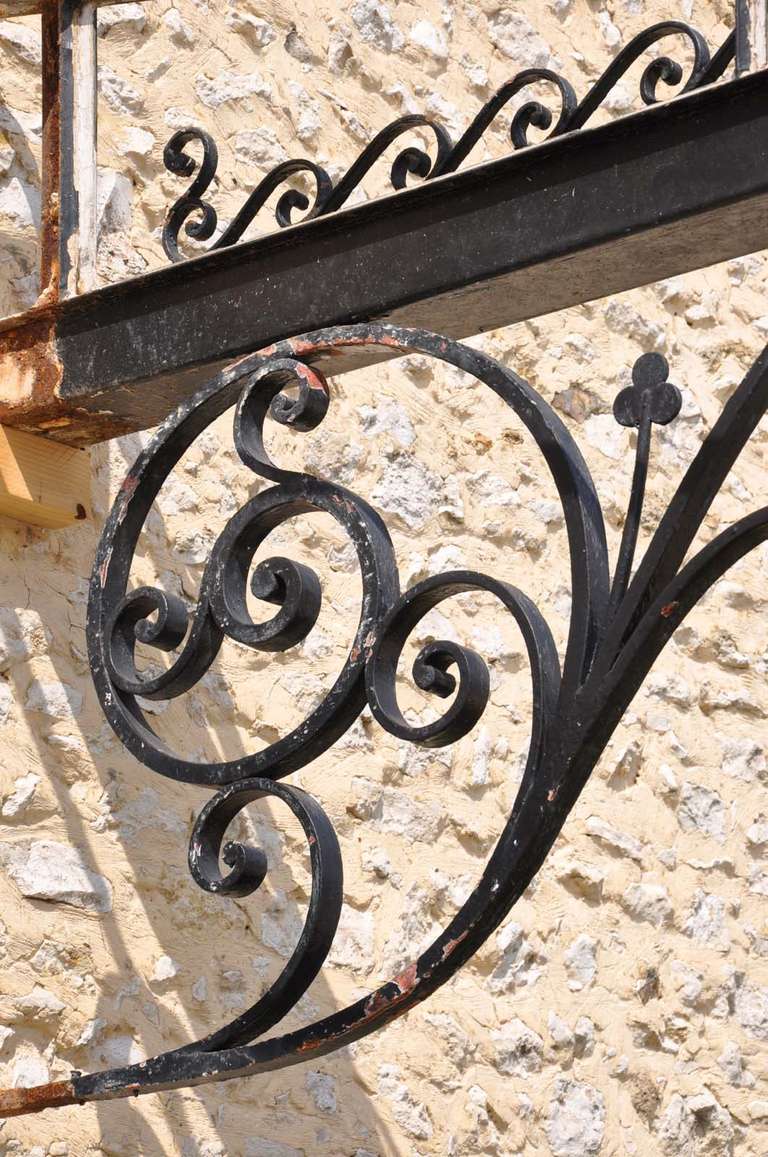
[610,399,652,613]
[736,0,768,72]
[70,0,98,294]
[39,1,98,301]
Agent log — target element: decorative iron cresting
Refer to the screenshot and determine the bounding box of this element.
[1,320,767,1117]
[162,20,737,262]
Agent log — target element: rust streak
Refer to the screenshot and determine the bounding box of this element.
[363,962,421,1020]
[0,314,130,445]
[40,0,61,300]
[297,1036,326,1054]
[393,962,419,994]
[0,307,136,445]
[0,315,62,416]
[119,473,140,500]
[363,989,393,1018]
[0,1079,78,1118]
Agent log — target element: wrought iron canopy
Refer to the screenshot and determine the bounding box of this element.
[1,320,767,1116]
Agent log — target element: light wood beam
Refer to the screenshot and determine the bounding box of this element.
[0,426,90,527]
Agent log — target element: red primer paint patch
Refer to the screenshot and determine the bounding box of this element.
[440,930,468,961]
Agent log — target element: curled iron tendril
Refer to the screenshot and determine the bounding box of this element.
[162,21,735,262]
[365,572,560,750]
[92,349,401,785]
[162,129,220,263]
[184,778,343,1051]
[162,116,451,261]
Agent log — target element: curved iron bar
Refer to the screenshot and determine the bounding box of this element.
[699,27,738,84]
[162,128,220,263]
[2,321,767,1116]
[185,778,343,1051]
[162,21,736,262]
[563,19,712,132]
[608,352,682,612]
[321,116,453,212]
[431,68,577,176]
[216,159,334,247]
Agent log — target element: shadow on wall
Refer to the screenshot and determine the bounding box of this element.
[0,429,399,1156]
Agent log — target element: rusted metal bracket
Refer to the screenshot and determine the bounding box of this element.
[0,0,765,1122]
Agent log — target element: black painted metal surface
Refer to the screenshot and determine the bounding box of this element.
[161,21,735,262]
[6,319,751,1111]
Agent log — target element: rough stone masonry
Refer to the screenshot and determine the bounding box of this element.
[0,0,766,1154]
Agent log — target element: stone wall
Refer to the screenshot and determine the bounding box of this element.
[0,1,766,1154]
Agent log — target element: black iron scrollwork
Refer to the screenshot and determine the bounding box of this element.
[186,778,343,1051]
[162,129,220,263]
[93,353,399,785]
[1,314,740,1116]
[162,20,736,262]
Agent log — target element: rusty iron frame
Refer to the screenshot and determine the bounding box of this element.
[38,0,98,301]
[2,7,768,446]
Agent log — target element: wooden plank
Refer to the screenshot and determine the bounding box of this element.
[737,0,768,71]
[0,426,90,527]
[2,70,768,445]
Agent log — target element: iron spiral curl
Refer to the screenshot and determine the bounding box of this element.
[365,572,560,750]
[162,129,220,263]
[162,21,736,262]
[185,777,343,1051]
[91,352,400,786]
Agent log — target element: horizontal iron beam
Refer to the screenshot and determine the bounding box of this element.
[2,69,768,444]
